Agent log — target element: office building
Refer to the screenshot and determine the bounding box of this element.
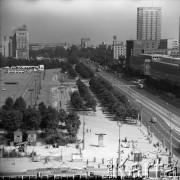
[81,38,90,48]
[126,39,157,65]
[0,23,2,55]
[137,7,161,45]
[179,17,180,57]
[15,25,29,59]
[10,25,29,59]
[113,36,126,60]
[2,36,10,57]
[158,39,179,49]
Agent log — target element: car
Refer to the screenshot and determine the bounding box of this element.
[138,83,144,89]
[1,88,6,91]
[150,117,157,123]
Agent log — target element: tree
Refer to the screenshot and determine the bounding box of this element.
[65,111,81,137]
[76,79,97,111]
[1,110,22,131]
[2,97,14,111]
[115,106,127,121]
[58,109,67,123]
[13,96,27,111]
[41,106,59,129]
[22,106,41,130]
[38,102,47,117]
[71,91,85,109]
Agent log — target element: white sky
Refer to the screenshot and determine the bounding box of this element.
[1,0,180,44]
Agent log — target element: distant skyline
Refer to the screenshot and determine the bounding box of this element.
[1,0,180,45]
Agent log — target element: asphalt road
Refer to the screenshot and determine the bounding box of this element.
[82,59,180,159]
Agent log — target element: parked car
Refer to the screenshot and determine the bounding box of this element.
[138,83,144,89]
[150,117,157,123]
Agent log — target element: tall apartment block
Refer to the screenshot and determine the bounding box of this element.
[2,36,10,57]
[137,7,161,45]
[179,17,180,57]
[9,24,29,59]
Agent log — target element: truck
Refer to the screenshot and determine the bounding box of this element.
[138,83,144,89]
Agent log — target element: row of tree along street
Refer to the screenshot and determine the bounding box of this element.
[61,61,77,78]
[76,79,97,111]
[1,43,179,99]
[0,96,81,145]
[71,91,86,110]
[89,76,138,121]
[65,57,138,121]
[75,61,94,79]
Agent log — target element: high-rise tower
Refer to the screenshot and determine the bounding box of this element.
[179,17,180,57]
[10,25,29,59]
[137,7,161,45]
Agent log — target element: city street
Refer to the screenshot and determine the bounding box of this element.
[83,59,180,159]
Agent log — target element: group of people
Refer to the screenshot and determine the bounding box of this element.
[86,128,91,133]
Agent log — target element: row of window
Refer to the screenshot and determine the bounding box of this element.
[17,45,27,49]
[18,38,27,41]
[18,32,27,35]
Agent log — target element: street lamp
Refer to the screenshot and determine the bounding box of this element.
[67,108,91,150]
[168,112,173,157]
[117,120,123,177]
[140,105,143,127]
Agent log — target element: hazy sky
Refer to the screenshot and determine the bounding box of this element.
[1,0,180,45]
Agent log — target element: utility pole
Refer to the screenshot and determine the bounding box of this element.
[140,105,143,127]
[168,113,173,156]
[67,108,92,150]
[105,49,106,67]
[82,112,85,150]
[117,120,123,177]
[39,71,41,94]
[28,89,34,107]
[34,75,37,106]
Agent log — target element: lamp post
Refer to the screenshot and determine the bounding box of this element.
[67,108,92,150]
[117,120,123,177]
[82,113,85,150]
[168,112,173,156]
[28,88,34,107]
[140,105,143,127]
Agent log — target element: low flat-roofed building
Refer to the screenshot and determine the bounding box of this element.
[27,131,37,143]
[14,130,22,143]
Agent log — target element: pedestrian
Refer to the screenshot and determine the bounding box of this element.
[45,157,48,164]
[125,137,127,142]
[165,147,168,153]
[90,129,91,133]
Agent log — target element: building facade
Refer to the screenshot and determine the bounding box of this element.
[15,25,29,59]
[81,38,90,48]
[6,25,29,59]
[126,40,157,65]
[2,36,10,57]
[179,17,180,57]
[158,39,179,49]
[137,7,161,45]
[113,40,126,60]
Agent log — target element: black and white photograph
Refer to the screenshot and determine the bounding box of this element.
[0,0,180,179]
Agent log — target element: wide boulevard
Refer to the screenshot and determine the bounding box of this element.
[82,58,180,159]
